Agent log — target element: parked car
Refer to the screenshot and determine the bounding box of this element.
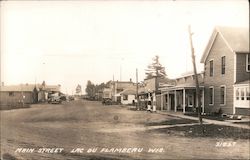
[68,96,75,101]
[48,96,62,104]
[102,98,112,105]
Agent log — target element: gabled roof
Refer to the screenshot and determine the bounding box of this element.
[201,26,249,63]
[0,84,37,92]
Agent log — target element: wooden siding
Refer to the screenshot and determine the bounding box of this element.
[235,108,250,115]
[176,74,204,85]
[236,53,250,83]
[203,34,234,114]
[0,91,36,105]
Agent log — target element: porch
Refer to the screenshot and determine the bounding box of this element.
[159,85,204,114]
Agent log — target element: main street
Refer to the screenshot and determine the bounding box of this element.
[1,100,249,159]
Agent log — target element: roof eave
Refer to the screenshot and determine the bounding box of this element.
[200,29,219,63]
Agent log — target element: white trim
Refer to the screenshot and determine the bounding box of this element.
[209,86,214,106]
[246,53,250,72]
[202,89,205,113]
[233,87,236,114]
[220,85,226,106]
[234,85,250,109]
[183,89,186,113]
[174,90,177,112]
[234,83,250,87]
[201,30,218,63]
[161,94,163,111]
[209,59,214,77]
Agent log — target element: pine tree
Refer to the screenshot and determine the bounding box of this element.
[76,84,82,95]
[145,55,167,92]
[145,55,166,79]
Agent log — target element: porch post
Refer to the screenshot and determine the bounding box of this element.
[233,87,236,114]
[161,93,163,111]
[174,90,177,112]
[183,89,186,113]
[167,93,170,111]
[202,88,205,113]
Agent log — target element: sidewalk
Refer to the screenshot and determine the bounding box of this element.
[157,111,250,129]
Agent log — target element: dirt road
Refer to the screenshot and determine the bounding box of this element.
[1,100,249,159]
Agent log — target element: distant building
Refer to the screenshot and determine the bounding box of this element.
[103,88,112,99]
[0,82,61,105]
[0,84,38,105]
[138,77,175,110]
[119,89,137,105]
[37,82,61,102]
[110,79,136,103]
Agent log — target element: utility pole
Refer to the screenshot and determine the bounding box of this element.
[136,68,139,110]
[188,25,202,125]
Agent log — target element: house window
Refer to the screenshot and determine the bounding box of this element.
[9,92,14,96]
[247,54,250,72]
[221,56,226,74]
[246,87,250,100]
[209,87,214,105]
[220,86,226,105]
[209,60,214,77]
[236,88,240,100]
[241,88,245,100]
[123,95,128,100]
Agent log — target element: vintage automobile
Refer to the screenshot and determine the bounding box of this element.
[48,96,62,104]
[102,98,112,105]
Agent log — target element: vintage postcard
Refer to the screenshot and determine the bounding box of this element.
[0,0,249,159]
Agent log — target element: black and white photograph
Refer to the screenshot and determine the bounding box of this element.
[0,0,249,159]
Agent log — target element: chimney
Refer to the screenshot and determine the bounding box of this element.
[1,82,4,86]
[130,78,132,82]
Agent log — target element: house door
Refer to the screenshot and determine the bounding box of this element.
[163,95,168,110]
[188,94,194,108]
[170,94,175,110]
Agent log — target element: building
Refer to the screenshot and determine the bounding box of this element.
[37,81,61,102]
[110,79,136,103]
[119,89,137,105]
[0,84,38,105]
[200,26,249,115]
[159,72,205,113]
[138,77,175,110]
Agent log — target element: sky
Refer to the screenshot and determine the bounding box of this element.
[0,0,249,94]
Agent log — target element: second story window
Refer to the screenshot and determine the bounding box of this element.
[209,60,214,77]
[221,56,226,75]
[246,53,250,72]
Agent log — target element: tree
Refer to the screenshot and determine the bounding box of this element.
[85,80,111,99]
[85,81,95,98]
[76,84,82,95]
[145,55,167,91]
[145,55,166,79]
